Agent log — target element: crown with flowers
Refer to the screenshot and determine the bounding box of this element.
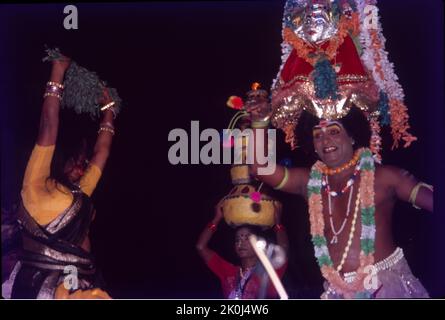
[270,0,416,162]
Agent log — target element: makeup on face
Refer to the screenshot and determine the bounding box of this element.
[312,120,343,140]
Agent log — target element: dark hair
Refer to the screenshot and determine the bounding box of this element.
[48,135,91,191]
[295,106,371,159]
[42,109,96,191]
[234,224,275,244]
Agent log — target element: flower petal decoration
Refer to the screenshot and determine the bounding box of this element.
[250,191,262,203]
[226,96,244,110]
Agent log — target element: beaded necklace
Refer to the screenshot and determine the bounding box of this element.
[307,148,376,298]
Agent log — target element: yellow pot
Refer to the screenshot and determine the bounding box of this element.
[222,184,281,228]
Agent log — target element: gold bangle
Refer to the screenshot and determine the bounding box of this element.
[98,127,115,135]
[47,81,64,89]
[252,120,270,128]
[409,182,433,210]
[101,101,116,111]
[274,167,289,190]
[46,85,63,94]
[43,92,62,100]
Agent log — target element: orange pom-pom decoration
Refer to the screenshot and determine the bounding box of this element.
[251,82,261,91]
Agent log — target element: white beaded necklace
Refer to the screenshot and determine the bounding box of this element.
[327,175,354,245]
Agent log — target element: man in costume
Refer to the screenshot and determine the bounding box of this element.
[2,52,119,299]
[245,0,433,298]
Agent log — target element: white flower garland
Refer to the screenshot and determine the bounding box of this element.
[355,0,406,102]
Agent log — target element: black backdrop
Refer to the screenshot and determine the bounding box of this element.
[1,1,444,298]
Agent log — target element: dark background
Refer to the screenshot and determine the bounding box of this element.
[1,1,444,298]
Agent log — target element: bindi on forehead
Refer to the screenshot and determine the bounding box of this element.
[314,121,343,132]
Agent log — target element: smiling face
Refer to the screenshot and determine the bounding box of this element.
[312,120,354,168]
[234,227,257,260]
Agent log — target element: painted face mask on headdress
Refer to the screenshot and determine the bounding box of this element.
[296,2,338,45]
[270,0,416,161]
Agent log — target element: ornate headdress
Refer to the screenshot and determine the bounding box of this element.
[271,0,416,161]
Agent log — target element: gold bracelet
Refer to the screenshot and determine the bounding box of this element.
[47,81,64,89]
[101,101,115,111]
[274,167,289,190]
[409,182,433,210]
[46,85,63,94]
[43,92,62,100]
[98,126,115,135]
